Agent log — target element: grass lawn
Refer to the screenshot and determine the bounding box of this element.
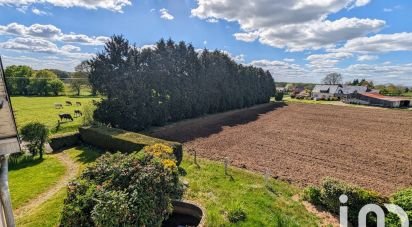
[10,96,99,135]
[14,147,319,226]
[283,96,337,105]
[9,155,66,209]
[181,155,319,226]
[15,146,102,227]
[16,188,67,227]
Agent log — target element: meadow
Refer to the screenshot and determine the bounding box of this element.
[10,96,99,135]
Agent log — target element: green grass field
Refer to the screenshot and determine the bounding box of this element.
[14,147,319,226]
[181,155,319,226]
[9,155,66,209]
[10,96,99,135]
[15,146,102,227]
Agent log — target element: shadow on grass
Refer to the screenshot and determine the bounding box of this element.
[9,155,44,171]
[73,146,102,164]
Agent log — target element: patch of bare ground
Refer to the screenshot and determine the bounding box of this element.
[149,103,412,196]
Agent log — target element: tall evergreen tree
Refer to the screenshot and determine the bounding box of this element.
[89,36,275,131]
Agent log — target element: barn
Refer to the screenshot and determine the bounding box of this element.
[312,85,342,99]
[344,92,411,108]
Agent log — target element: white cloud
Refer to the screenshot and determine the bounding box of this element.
[2,55,87,71]
[233,31,259,42]
[0,22,104,70]
[0,37,90,58]
[357,55,378,61]
[59,33,109,45]
[206,18,218,23]
[249,58,412,85]
[159,8,174,20]
[333,32,412,53]
[354,0,371,7]
[0,23,61,38]
[32,7,50,15]
[0,23,109,45]
[283,58,295,62]
[0,37,59,54]
[61,44,81,52]
[192,0,384,51]
[257,17,384,51]
[139,44,156,50]
[306,52,353,68]
[383,5,401,12]
[250,59,309,82]
[0,0,132,12]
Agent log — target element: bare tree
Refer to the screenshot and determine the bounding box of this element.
[322,73,343,85]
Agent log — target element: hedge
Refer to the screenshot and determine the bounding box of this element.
[303,177,386,225]
[79,126,183,165]
[49,132,81,151]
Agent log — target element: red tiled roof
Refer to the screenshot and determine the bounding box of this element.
[361,92,410,102]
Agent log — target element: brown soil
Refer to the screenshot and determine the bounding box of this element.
[149,103,412,195]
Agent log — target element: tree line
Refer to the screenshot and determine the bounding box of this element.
[89,36,275,131]
[4,65,90,96]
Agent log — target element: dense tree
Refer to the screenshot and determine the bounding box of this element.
[69,72,88,96]
[74,61,94,95]
[350,78,374,89]
[47,69,72,79]
[20,122,48,159]
[49,79,65,95]
[322,73,342,85]
[89,36,275,131]
[4,65,33,95]
[29,70,60,96]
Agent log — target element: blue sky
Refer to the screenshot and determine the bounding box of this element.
[0,0,411,85]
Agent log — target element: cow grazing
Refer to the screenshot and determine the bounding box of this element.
[54,103,63,109]
[59,113,74,121]
[76,102,82,106]
[74,110,83,117]
[65,101,73,106]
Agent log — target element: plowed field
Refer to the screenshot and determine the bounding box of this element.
[149,103,412,195]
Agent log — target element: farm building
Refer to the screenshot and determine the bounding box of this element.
[344,92,411,108]
[312,85,342,99]
[276,87,287,93]
[340,85,369,95]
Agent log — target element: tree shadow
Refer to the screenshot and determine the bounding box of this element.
[8,155,44,171]
[146,102,287,143]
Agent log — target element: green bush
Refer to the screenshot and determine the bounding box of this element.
[82,101,97,126]
[79,126,183,165]
[303,186,322,206]
[275,92,284,101]
[303,178,386,225]
[386,187,412,226]
[227,207,247,223]
[60,151,183,226]
[49,132,81,151]
[20,122,49,159]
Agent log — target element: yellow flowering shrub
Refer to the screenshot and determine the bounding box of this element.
[162,159,177,169]
[144,144,177,169]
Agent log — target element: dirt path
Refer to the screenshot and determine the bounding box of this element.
[13,152,78,219]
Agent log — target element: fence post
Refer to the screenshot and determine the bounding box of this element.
[224,157,229,175]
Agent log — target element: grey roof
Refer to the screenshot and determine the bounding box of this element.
[341,85,368,95]
[312,85,341,94]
